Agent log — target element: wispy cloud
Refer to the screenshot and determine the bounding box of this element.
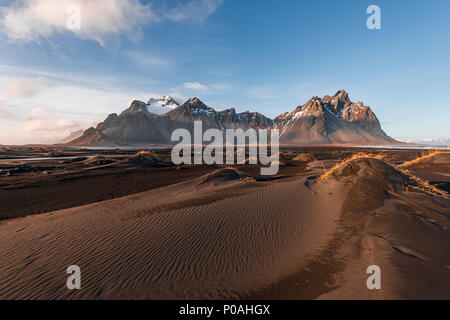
[4,77,58,99]
[183,81,209,91]
[11,107,96,144]
[0,82,133,144]
[181,81,230,93]
[0,66,148,144]
[0,109,10,119]
[0,63,119,89]
[0,76,58,119]
[0,0,224,46]
[0,98,10,118]
[165,0,224,24]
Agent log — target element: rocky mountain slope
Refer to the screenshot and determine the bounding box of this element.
[70,91,397,146]
[274,90,395,144]
[58,129,84,144]
[70,97,273,145]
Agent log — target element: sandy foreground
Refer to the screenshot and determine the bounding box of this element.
[0,148,449,299]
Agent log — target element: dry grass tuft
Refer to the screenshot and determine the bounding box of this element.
[397,167,449,199]
[241,176,257,182]
[224,166,256,182]
[398,149,449,168]
[129,150,168,167]
[319,152,385,181]
[318,150,449,199]
[136,150,155,156]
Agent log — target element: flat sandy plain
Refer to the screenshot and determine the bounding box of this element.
[0,146,449,299]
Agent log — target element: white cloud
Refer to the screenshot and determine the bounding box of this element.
[0,77,58,120]
[0,70,147,144]
[0,0,155,45]
[26,107,47,121]
[24,108,79,131]
[0,0,224,46]
[11,107,96,144]
[183,81,209,91]
[4,77,57,98]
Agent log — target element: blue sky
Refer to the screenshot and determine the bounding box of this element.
[0,0,449,144]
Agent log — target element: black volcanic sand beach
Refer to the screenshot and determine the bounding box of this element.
[0,146,448,299]
[0,146,440,220]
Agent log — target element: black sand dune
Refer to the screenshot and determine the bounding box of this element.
[0,148,448,299]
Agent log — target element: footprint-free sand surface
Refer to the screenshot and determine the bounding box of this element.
[0,171,345,299]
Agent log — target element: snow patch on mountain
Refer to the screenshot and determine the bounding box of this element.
[147,96,179,114]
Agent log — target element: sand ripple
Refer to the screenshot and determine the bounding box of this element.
[0,177,344,299]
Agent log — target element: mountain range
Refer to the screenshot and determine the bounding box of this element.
[68,90,397,146]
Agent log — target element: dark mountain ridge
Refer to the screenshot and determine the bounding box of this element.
[70,91,397,146]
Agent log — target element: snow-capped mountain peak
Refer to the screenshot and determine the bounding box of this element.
[147,96,179,114]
